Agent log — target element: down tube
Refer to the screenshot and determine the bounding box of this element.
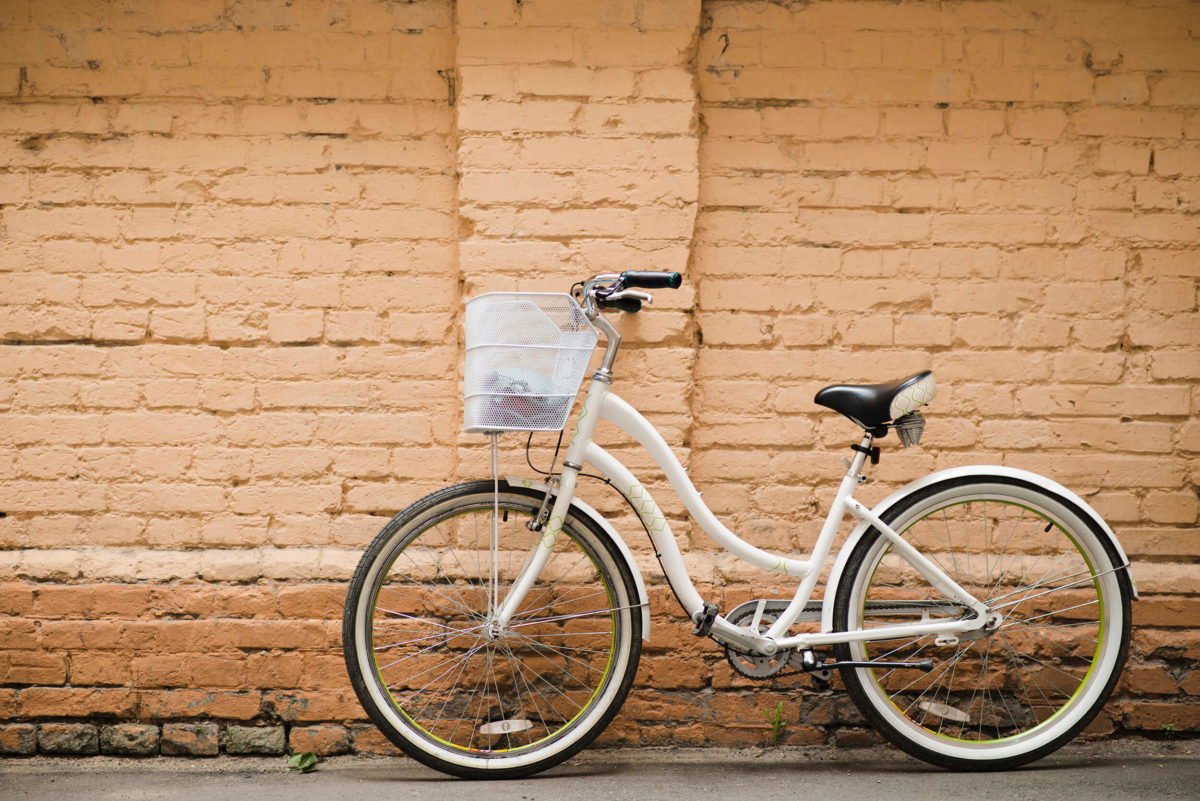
[596,393,809,577]
[582,442,705,619]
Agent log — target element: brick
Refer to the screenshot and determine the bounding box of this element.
[1139,250,1200,277]
[1,650,67,685]
[1151,74,1200,107]
[351,725,396,755]
[289,724,352,756]
[1094,74,1150,105]
[1151,349,1200,380]
[1118,701,1200,732]
[1096,144,1150,175]
[1076,109,1184,139]
[80,276,197,307]
[639,67,694,100]
[948,109,1005,138]
[1007,108,1067,140]
[1031,70,1092,102]
[69,653,134,686]
[457,28,574,64]
[262,690,364,723]
[266,310,324,344]
[144,691,261,721]
[1154,148,1200,178]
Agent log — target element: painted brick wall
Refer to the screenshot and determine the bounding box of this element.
[1,0,1197,756]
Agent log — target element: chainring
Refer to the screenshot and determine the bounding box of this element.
[723,606,793,679]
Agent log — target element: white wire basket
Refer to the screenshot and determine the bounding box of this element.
[463,292,599,433]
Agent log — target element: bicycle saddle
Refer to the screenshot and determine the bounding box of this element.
[814,370,936,428]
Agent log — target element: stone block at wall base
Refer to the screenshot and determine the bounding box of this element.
[100,723,161,756]
[161,722,220,756]
[37,723,99,755]
[0,724,37,755]
[224,725,286,755]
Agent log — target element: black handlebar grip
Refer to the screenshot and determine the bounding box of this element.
[622,271,683,289]
[598,296,642,313]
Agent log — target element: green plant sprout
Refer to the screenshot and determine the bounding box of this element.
[1162,723,1178,740]
[763,701,786,746]
[286,751,319,773]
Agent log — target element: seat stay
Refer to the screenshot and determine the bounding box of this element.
[843,496,989,618]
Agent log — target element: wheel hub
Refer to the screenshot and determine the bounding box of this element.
[482,619,512,642]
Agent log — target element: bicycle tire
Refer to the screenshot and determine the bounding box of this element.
[832,476,1132,770]
[343,481,642,779]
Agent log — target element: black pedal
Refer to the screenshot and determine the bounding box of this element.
[791,649,834,689]
[691,601,719,637]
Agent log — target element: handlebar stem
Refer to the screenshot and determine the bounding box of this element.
[590,312,621,382]
[579,273,625,380]
[580,271,669,379]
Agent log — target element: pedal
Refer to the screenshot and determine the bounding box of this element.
[789,649,834,686]
[691,601,719,637]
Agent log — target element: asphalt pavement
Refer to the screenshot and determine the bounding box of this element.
[1,741,1197,801]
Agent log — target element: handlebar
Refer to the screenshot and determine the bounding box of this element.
[580,271,683,318]
[621,271,682,290]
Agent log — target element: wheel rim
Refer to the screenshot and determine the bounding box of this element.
[847,491,1120,753]
[363,499,627,762]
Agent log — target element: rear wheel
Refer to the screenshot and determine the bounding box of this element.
[833,477,1131,770]
[343,481,641,779]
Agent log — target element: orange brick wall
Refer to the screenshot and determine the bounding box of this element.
[1,0,1197,755]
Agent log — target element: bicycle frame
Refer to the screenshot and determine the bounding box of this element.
[494,373,994,657]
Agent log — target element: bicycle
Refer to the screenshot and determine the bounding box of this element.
[342,271,1136,779]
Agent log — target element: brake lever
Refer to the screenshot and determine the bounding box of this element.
[602,289,652,304]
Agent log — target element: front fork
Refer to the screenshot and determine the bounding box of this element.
[492,463,584,630]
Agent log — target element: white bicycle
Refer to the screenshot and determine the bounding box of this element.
[343,272,1135,779]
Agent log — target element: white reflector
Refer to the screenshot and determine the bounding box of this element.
[917,700,970,723]
[479,719,534,735]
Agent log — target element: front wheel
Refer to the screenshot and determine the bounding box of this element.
[343,481,642,779]
[833,476,1132,770]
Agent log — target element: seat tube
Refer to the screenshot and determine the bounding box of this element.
[494,377,610,628]
[764,432,874,641]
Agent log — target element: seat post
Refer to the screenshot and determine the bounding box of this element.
[848,430,879,476]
